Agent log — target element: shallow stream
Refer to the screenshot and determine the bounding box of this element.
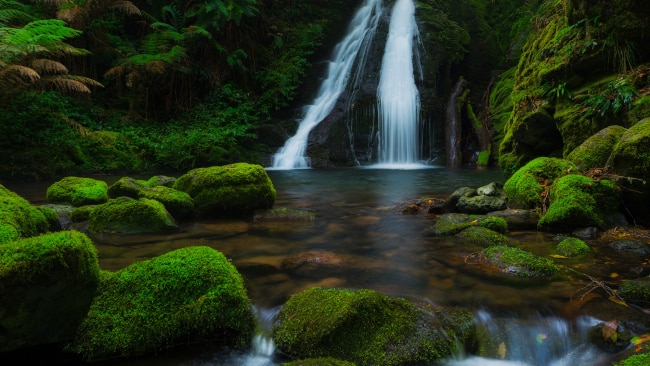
[6,167,649,365]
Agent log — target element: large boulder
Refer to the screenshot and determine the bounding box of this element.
[0,184,55,244]
[88,197,180,235]
[0,231,100,352]
[566,125,627,171]
[272,287,476,365]
[69,246,255,362]
[537,174,620,232]
[503,157,577,209]
[607,118,650,225]
[173,163,276,217]
[46,177,108,207]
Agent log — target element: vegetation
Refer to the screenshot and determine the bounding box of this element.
[556,237,591,257]
[69,246,255,361]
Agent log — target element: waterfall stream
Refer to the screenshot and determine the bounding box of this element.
[271,0,382,169]
[376,0,422,168]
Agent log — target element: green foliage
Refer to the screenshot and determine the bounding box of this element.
[582,77,639,117]
[615,353,650,366]
[540,80,571,100]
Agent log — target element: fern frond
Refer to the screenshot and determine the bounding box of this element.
[0,2,37,25]
[0,64,40,84]
[30,58,69,74]
[110,0,141,16]
[38,75,92,93]
[56,6,89,29]
[104,65,128,79]
[145,60,167,74]
[58,113,92,138]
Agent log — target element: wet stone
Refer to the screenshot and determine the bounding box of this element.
[608,240,650,256]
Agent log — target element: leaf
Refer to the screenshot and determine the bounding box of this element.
[602,320,618,342]
[609,294,629,307]
[631,334,650,345]
[550,254,569,259]
[497,342,506,359]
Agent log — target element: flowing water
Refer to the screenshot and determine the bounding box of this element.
[5,167,642,365]
[271,0,382,169]
[377,0,422,166]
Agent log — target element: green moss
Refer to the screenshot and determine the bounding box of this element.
[556,237,591,257]
[70,205,95,223]
[88,197,179,234]
[173,163,276,217]
[433,213,508,235]
[283,358,356,366]
[618,277,650,307]
[615,352,650,366]
[273,287,475,365]
[46,177,109,207]
[566,125,627,171]
[0,231,100,352]
[628,95,650,125]
[36,205,61,232]
[139,186,194,220]
[503,157,577,208]
[69,246,255,361]
[107,177,149,199]
[0,184,52,243]
[538,175,620,231]
[458,226,511,247]
[484,245,559,278]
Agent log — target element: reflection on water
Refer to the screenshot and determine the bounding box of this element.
[2,168,637,365]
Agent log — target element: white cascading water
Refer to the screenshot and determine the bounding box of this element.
[271,0,382,169]
[376,0,422,168]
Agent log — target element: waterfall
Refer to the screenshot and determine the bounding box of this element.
[271,0,382,169]
[376,0,422,168]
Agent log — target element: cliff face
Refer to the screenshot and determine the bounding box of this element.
[495,0,650,176]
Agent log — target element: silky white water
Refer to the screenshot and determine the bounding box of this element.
[376,0,421,167]
[271,0,382,169]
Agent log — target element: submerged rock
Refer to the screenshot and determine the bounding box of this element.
[486,209,539,230]
[0,231,100,352]
[281,250,348,279]
[483,245,559,279]
[272,287,476,365]
[457,226,511,247]
[69,246,255,362]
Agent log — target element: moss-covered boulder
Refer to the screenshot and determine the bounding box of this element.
[88,197,180,235]
[109,177,194,220]
[607,118,650,225]
[0,184,54,244]
[538,175,620,232]
[46,177,108,207]
[566,125,627,171]
[483,245,559,279]
[615,352,650,366]
[618,277,650,308]
[556,237,591,257]
[0,231,100,352]
[457,226,511,247]
[283,358,356,366]
[503,157,577,209]
[273,287,475,366]
[69,246,255,362]
[173,163,276,217]
[432,213,508,235]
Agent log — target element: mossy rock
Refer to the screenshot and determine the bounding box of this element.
[615,352,650,366]
[70,205,95,223]
[566,125,627,171]
[457,226,511,248]
[46,177,109,207]
[618,277,650,307]
[109,177,194,220]
[88,197,180,235]
[0,184,53,244]
[0,231,100,352]
[538,175,620,232]
[432,213,508,236]
[556,237,592,257]
[283,358,356,366]
[607,118,650,225]
[144,175,176,188]
[69,246,255,362]
[273,287,475,366]
[107,177,149,199]
[173,163,276,217]
[36,205,62,232]
[503,157,577,209]
[483,245,559,279]
[627,95,650,125]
